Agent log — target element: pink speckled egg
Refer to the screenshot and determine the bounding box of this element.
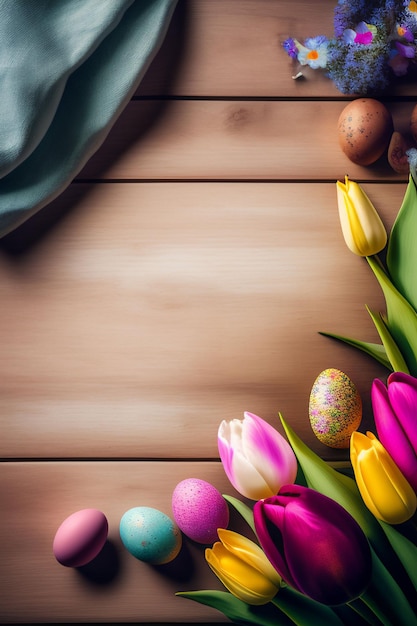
[172,478,229,544]
[53,508,108,567]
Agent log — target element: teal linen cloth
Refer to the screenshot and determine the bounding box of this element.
[0,0,178,237]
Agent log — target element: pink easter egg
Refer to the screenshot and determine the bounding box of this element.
[53,508,108,567]
[172,478,229,544]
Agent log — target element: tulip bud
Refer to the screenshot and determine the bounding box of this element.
[205,529,281,605]
[350,430,417,524]
[336,175,387,256]
[372,372,417,493]
[218,412,298,500]
[253,484,372,606]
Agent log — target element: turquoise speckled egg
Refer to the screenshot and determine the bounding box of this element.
[119,506,182,564]
[309,368,362,449]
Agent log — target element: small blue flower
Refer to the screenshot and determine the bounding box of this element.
[282,0,416,94]
[297,36,329,69]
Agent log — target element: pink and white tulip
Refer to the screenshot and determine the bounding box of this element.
[218,412,298,500]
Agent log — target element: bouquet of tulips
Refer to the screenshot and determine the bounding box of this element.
[176,154,417,625]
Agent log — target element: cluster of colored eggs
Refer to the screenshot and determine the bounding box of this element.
[53,478,229,568]
[53,368,362,567]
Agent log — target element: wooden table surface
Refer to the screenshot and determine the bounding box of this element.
[1,1,416,623]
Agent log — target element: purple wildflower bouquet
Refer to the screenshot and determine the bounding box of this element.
[283,0,417,94]
[175,155,417,624]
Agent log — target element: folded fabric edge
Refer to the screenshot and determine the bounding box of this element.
[0,0,179,239]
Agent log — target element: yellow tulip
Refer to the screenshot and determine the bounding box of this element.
[205,528,281,605]
[336,176,387,256]
[350,431,417,524]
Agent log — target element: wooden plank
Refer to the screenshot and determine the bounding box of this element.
[0,460,242,623]
[79,99,416,182]
[139,0,417,98]
[0,181,403,462]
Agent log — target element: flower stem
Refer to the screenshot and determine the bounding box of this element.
[359,592,393,626]
[360,583,417,626]
[347,597,383,625]
[271,587,347,626]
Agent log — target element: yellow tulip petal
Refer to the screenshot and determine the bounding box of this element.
[205,544,278,605]
[351,432,417,524]
[336,176,387,256]
[369,433,417,522]
[217,529,281,587]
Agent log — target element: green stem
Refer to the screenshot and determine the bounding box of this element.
[271,598,299,626]
[347,597,383,625]
[360,583,417,626]
[271,587,345,626]
[360,592,394,626]
[368,253,385,269]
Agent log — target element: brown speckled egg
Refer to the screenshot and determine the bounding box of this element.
[338,98,393,166]
[309,368,362,448]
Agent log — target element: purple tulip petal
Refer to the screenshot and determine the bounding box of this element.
[372,375,417,491]
[282,486,370,604]
[255,486,372,605]
[253,499,295,587]
[372,378,401,443]
[372,379,417,491]
[387,373,417,450]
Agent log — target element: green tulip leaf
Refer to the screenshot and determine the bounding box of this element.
[366,255,417,376]
[272,586,346,626]
[223,494,256,534]
[280,413,417,613]
[176,590,294,626]
[280,413,379,523]
[365,305,410,373]
[362,548,417,626]
[380,521,417,591]
[346,597,385,626]
[387,175,417,313]
[318,331,392,370]
[177,588,346,626]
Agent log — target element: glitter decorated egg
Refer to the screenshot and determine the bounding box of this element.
[172,478,229,544]
[309,368,362,448]
[53,508,108,567]
[119,506,182,564]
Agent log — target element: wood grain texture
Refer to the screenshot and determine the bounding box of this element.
[138,0,417,97]
[0,461,243,623]
[0,182,401,462]
[78,99,416,182]
[2,0,415,623]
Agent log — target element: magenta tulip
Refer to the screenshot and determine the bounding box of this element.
[218,412,298,500]
[372,372,417,493]
[253,484,372,605]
